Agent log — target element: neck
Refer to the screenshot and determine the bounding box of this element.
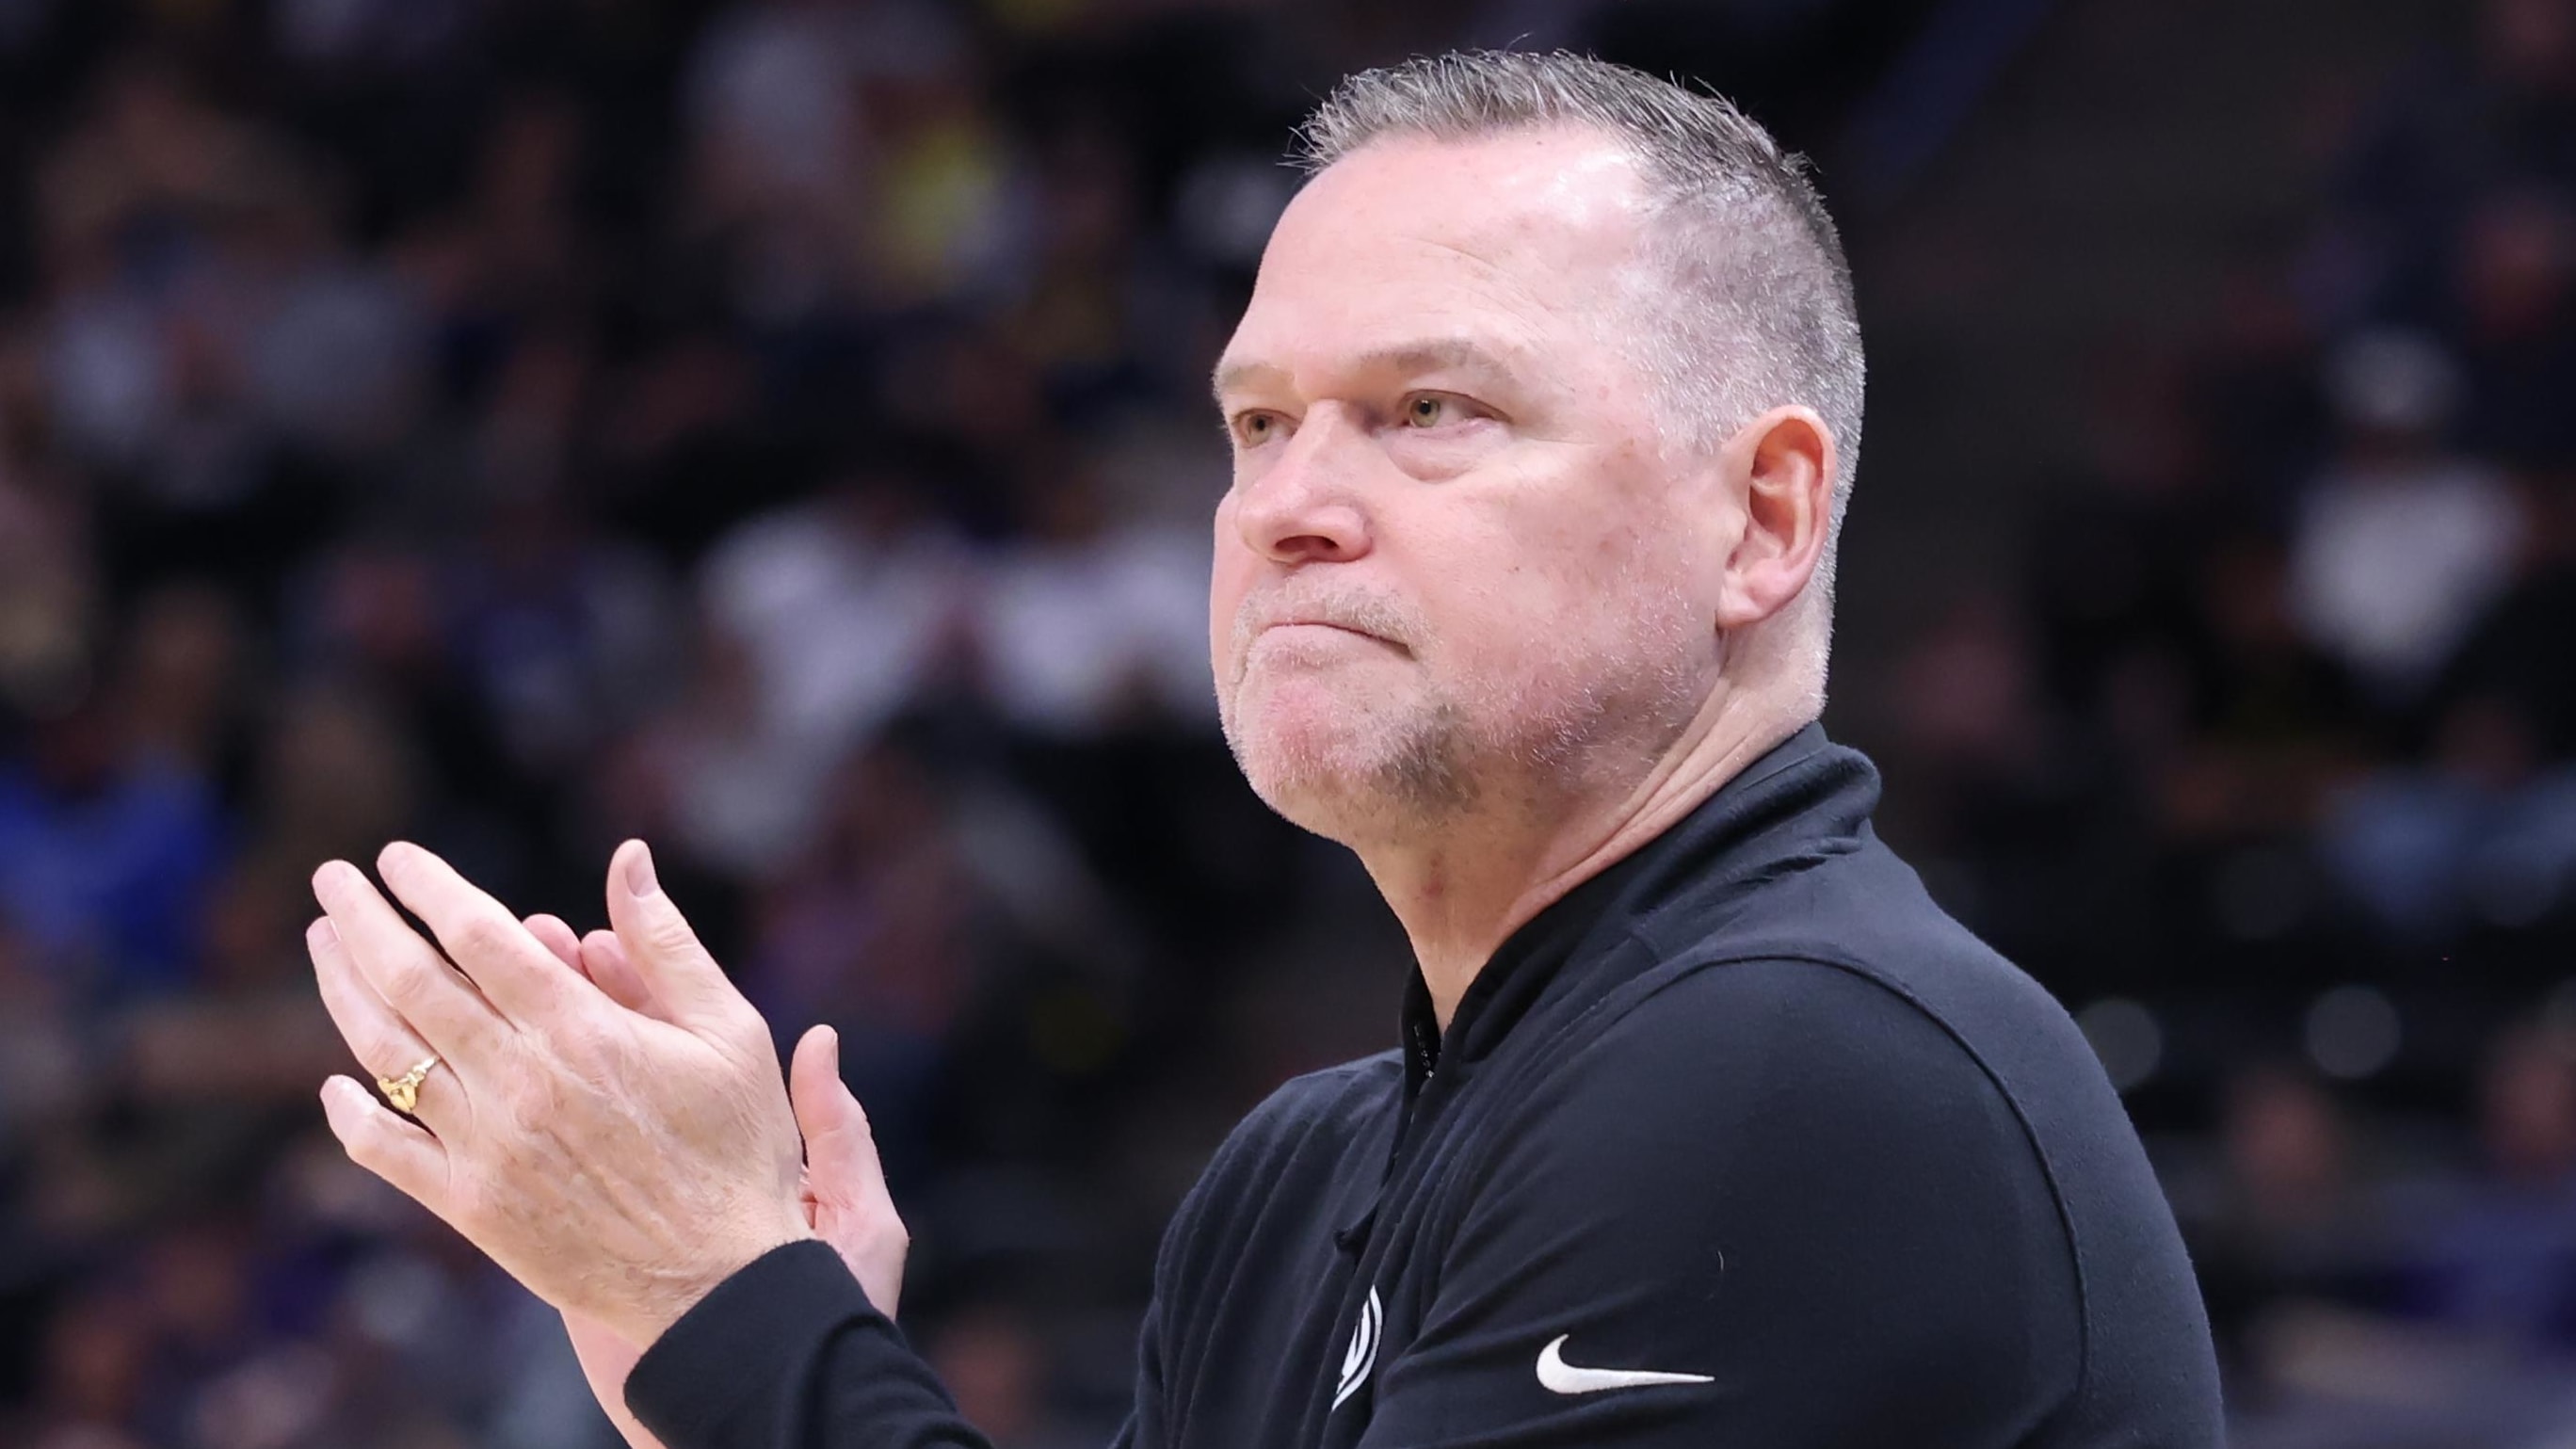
[1355,683,1808,1028]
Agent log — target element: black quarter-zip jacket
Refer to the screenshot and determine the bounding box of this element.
[626,726,2226,1448]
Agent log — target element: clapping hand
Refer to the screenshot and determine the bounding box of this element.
[306,840,910,1447]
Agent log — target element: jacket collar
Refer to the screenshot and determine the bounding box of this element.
[1397,722,1878,1096]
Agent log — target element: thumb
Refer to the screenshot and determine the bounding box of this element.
[792,1025,886,1191]
[604,839,747,1031]
[790,1024,909,1318]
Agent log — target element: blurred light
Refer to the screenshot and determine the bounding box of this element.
[2076,997,2162,1093]
[2304,985,2401,1080]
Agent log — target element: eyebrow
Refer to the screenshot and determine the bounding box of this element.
[1210,338,1521,405]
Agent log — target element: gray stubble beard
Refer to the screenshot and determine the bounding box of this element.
[1218,671,1481,846]
[1219,622,1705,852]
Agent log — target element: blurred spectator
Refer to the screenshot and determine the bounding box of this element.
[612,621,815,882]
[2286,329,2520,703]
[2329,0,2576,325]
[113,584,244,776]
[2181,1066,2398,1393]
[974,459,1212,737]
[2453,188,2576,468]
[926,1301,1082,1449]
[692,449,974,864]
[2321,696,2576,940]
[746,736,985,1164]
[4,2,2576,1443]
[0,463,96,721]
[247,682,416,876]
[2402,1022,2576,1343]
[24,1284,154,1449]
[446,492,678,780]
[0,688,224,1005]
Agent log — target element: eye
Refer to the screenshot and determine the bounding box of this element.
[1403,394,1450,428]
[1232,411,1281,446]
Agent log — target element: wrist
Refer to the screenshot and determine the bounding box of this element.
[625,1218,819,1347]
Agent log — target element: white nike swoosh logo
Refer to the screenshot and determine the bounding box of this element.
[1536,1334,1715,1395]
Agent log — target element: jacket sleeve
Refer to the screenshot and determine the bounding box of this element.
[617,1060,1313,1449]
[1356,958,2087,1448]
[623,1240,1170,1449]
[622,1241,995,1449]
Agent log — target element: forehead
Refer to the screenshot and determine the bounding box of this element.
[1220,128,1654,378]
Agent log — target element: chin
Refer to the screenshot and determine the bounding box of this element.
[1221,686,1474,840]
[1227,712,1367,816]
[1236,748,1381,842]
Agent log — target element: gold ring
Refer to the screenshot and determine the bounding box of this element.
[377,1055,441,1115]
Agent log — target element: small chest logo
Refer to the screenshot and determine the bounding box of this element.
[1332,1286,1382,1409]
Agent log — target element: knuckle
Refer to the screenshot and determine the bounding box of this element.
[555,1049,611,1099]
[377,945,445,1006]
[555,1013,617,1066]
[453,914,515,965]
[335,1116,383,1167]
[723,1002,771,1048]
[358,1028,414,1079]
[637,901,700,953]
[493,1074,556,1140]
[648,921,702,964]
[343,1120,413,1189]
[532,1043,608,1119]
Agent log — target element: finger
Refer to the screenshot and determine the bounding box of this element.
[525,912,584,971]
[578,928,667,1020]
[604,840,749,1031]
[309,917,469,1133]
[531,915,648,1020]
[313,859,508,1066]
[320,1074,450,1215]
[373,842,576,1024]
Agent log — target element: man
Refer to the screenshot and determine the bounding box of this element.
[306,50,2225,1448]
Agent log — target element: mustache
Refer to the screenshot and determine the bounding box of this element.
[1230,587,1425,658]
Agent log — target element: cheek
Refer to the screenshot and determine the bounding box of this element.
[1207,516,1256,670]
[1437,517,1691,683]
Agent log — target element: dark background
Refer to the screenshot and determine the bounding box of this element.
[0,0,2571,1444]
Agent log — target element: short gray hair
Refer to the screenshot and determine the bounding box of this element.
[1296,50,1866,621]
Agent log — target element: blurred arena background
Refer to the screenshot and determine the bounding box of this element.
[0,0,2572,1444]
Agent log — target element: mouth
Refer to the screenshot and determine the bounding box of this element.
[1235,620,1415,687]
[1264,620,1382,641]
[1255,620,1409,654]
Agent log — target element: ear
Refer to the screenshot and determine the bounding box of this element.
[1715,406,1835,632]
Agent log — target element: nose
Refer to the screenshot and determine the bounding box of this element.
[1232,407,1372,567]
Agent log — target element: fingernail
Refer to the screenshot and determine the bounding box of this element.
[306,918,338,951]
[625,840,658,898]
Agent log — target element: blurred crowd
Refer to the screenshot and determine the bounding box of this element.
[0,0,2570,1445]
[1869,0,2576,1439]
